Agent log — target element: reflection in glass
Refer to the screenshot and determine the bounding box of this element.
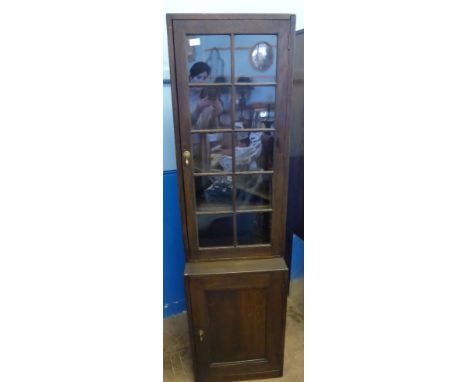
[189,86,231,130]
[192,133,233,173]
[196,175,233,212]
[187,35,231,83]
[236,174,272,210]
[234,132,274,171]
[234,86,276,129]
[192,131,274,173]
[192,133,232,172]
[250,42,274,71]
[198,214,233,247]
[237,212,271,245]
[234,35,277,83]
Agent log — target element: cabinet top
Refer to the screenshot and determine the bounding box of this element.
[166,13,294,21]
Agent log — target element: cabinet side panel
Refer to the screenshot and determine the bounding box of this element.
[184,275,199,381]
[270,17,296,257]
[166,15,190,258]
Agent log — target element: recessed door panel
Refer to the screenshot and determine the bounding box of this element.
[186,269,287,381]
[207,288,268,363]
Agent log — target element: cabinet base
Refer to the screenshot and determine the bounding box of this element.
[185,258,288,382]
[195,368,283,382]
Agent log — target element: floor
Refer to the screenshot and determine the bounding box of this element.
[163,278,304,382]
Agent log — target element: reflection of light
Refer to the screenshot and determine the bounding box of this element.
[188,38,200,46]
[259,111,268,118]
[259,45,267,55]
[254,47,259,58]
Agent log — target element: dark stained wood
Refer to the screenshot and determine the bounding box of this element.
[187,82,277,87]
[233,82,277,87]
[169,15,295,260]
[196,208,273,216]
[289,29,304,240]
[167,13,292,20]
[173,19,286,38]
[192,128,276,134]
[269,16,295,258]
[285,30,304,284]
[193,170,273,177]
[207,288,267,362]
[194,246,274,262]
[185,257,287,276]
[231,32,238,248]
[185,260,288,381]
[166,14,190,260]
[184,273,199,381]
[172,20,200,254]
[167,14,295,381]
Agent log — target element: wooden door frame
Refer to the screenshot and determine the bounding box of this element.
[167,14,296,261]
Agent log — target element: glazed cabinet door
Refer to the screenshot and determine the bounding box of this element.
[186,270,288,381]
[167,15,295,261]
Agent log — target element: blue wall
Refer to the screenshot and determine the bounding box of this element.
[163,171,187,317]
[290,234,304,279]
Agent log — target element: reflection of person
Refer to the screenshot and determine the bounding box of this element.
[189,62,222,128]
[189,62,226,178]
[189,61,210,83]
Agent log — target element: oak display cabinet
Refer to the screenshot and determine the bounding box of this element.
[166,14,296,382]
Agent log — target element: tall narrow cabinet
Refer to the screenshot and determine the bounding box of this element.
[166,14,296,381]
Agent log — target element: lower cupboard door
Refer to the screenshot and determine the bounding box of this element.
[186,270,287,381]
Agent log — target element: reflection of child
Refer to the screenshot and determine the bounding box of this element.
[189,62,223,173]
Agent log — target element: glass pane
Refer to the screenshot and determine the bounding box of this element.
[234,132,274,171]
[236,212,271,245]
[186,35,231,83]
[198,214,233,247]
[196,175,233,212]
[192,133,233,173]
[234,35,277,83]
[234,86,275,129]
[236,174,272,210]
[189,86,231,130]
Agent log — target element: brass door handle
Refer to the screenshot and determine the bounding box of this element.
[198,329,204,342]
[183,150,191,166]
